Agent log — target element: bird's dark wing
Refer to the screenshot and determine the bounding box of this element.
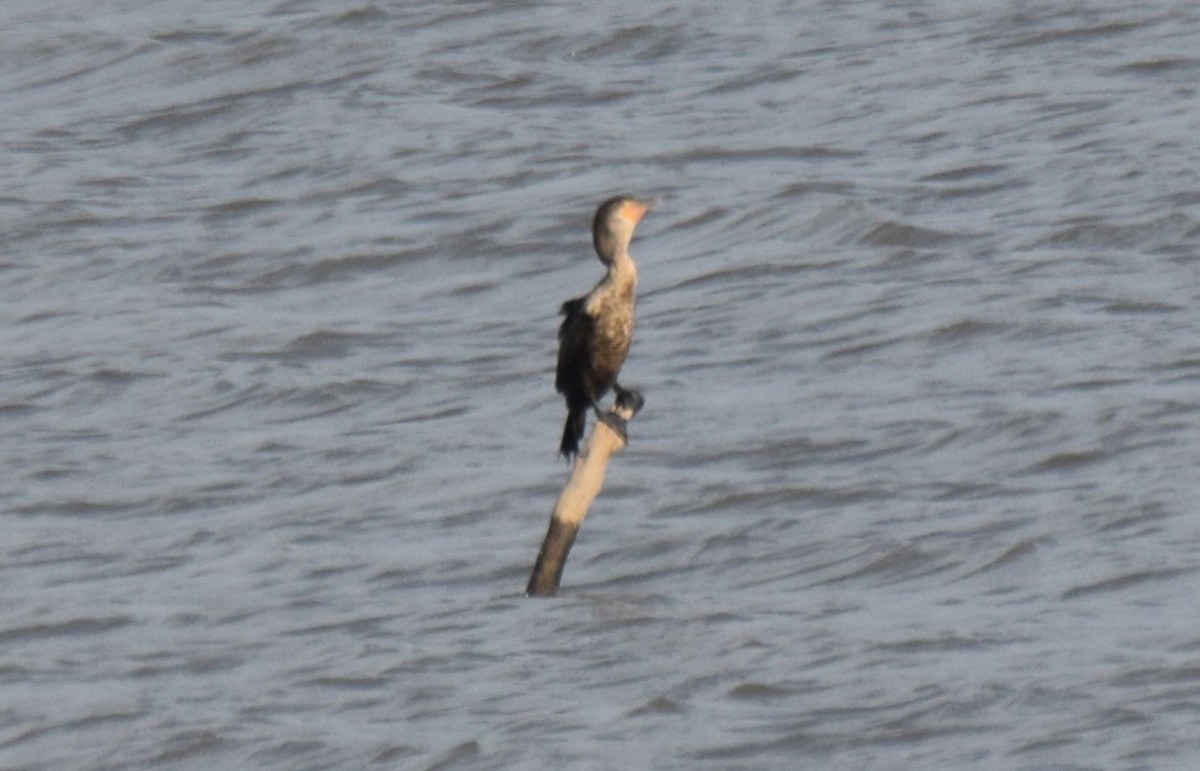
[556,297,593,456]
[556,297,591,398]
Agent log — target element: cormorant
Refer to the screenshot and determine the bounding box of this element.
[555,195,653,458]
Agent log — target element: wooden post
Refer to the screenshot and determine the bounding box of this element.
[526,390,645,597]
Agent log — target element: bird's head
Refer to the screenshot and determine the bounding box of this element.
[592,196,655,263]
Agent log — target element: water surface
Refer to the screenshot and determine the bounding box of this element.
[3,1,1200,768]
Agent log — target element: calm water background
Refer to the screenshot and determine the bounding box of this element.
[3,1,1200,768]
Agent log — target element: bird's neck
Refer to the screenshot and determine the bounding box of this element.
[604,248,637,289]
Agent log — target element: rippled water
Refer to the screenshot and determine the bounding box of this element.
[4,1,1200,769]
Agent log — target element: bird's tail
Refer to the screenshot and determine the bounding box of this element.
[559,407,587,458]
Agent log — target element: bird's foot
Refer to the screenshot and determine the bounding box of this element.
[594,409,629,444]
[613,386,644,414]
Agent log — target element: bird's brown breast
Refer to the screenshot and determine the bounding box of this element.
[585,291,634,387]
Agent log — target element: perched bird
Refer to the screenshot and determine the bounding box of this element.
[555,196,654,458]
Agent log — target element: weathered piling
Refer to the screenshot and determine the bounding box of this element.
[526,390,644,597]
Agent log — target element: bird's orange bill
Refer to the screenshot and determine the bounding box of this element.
[621,199,653,224]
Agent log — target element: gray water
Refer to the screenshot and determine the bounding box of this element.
[3,1,1200,768]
